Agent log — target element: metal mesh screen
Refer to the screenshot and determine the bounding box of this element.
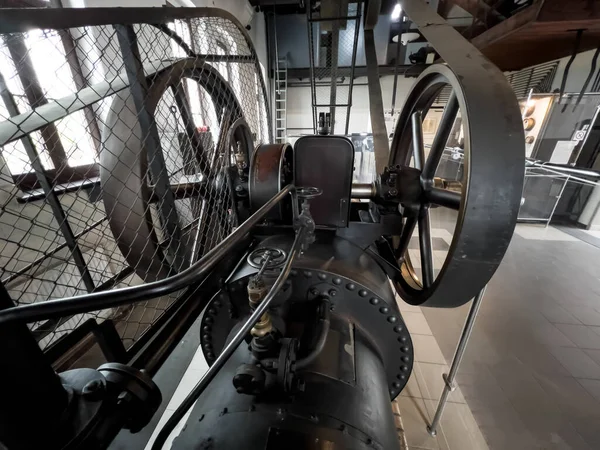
[0,13,269,356]
[308,2,361,135]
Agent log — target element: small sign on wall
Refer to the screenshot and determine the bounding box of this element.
[550,140,576,164]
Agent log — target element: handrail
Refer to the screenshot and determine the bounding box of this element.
[0,185,296,326]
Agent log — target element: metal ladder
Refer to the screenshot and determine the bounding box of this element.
[275,56,287,143]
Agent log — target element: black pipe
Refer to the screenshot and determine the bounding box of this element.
[574,45,600,111]
[391,10,405,116]
[0,185,295,327]
[560,29,583,113]
[296,299,331,370]
[345,2,362,135]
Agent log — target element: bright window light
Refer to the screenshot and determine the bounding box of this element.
[392,4,402,20]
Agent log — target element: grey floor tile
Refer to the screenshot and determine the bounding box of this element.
[578,378,600,402]
[394,396,442,450]
[583,348,600,366]
[403,311,433,335]
[423,400,489,450]
[411,230,600,450]
[547,346,600,379]
[414,362,466,404]
[568,306,600,327]
[412,334,448,365]
[539,304,582,325]
[554,323,600,349]
[529,322,577,348]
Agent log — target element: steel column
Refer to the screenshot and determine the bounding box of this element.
[345,2,362,135]
[364,28,389,173]
[115,24,188,271]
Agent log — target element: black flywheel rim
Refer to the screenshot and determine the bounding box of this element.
[388,64,524,308]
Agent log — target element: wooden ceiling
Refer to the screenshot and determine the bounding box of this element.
[443,0,600,71]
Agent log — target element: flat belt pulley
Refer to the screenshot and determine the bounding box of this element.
[379,61,524,308]
[248,143,294,221]
[100,57,250,282]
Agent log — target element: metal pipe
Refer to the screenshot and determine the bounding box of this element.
[351,183,376,198]
[345,2,362,135]
[427,187,461,210]
[427,286,487,436]
[391,10,405,116]
[306,1,318,134]
[308,15,361,22]
[151,225,306,450]
[0,185,296,326]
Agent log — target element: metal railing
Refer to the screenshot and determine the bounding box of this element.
[519,162,600,227]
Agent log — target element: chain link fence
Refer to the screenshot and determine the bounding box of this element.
[0,10,270,363]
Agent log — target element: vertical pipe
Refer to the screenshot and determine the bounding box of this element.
[391,10,405,116]
[427,286,487,436]
[306,1,318,134]
[345,1,362,135]
[329,21,340,133]
[0,283,69,450]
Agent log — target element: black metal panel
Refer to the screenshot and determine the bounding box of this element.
[294,136,354,227]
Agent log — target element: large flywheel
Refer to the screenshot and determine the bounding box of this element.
[381,62,524,308]
[100,58,252,282]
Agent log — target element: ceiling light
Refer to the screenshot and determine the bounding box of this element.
[392,4,402,20]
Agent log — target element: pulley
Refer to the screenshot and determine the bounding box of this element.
[381,62,524,307]
[248,143,294,221]
[100,58,251,282]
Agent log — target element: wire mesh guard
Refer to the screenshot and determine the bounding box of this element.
[0,14,270,362]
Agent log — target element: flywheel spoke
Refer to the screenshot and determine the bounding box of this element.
[422,93,458,181]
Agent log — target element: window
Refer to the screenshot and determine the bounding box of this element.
[0,27,100,191]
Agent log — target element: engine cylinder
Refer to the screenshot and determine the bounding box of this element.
[173,315,401,449]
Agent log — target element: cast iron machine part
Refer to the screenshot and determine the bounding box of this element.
[0,3,525,450]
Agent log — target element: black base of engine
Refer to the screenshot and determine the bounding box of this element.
[173,315,401,450]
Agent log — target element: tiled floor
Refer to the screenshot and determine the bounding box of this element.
[393,299,489,450]
[421,224,600,450]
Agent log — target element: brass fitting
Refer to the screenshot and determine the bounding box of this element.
[251,313,273,337]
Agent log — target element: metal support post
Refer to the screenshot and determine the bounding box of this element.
[364,28,390,173]
[306,2,318,133]
[427,285,487,436]
[345,2,362,135]
[115,24,188,271]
